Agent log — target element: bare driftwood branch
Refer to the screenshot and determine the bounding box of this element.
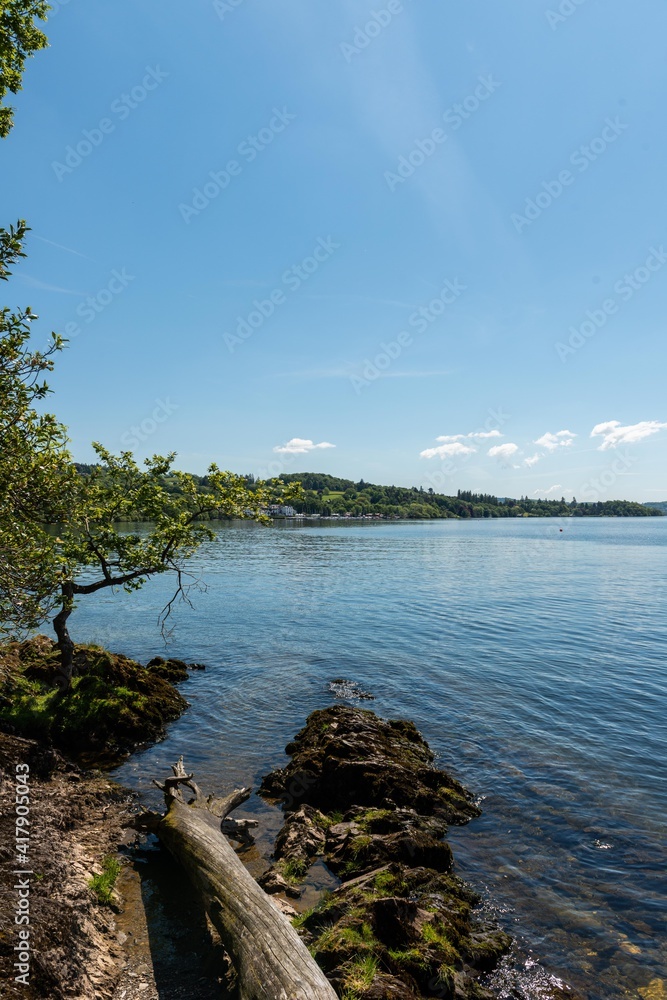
[153,758,336,1000]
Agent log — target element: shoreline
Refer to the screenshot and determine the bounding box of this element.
[0,640,597,999]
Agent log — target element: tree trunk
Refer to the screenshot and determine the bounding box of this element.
[52,581,74,691]
[152,758,337,1000]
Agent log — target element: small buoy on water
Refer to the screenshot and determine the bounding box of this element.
[559,528,563,532]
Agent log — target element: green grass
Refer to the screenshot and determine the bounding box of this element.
[278,857,309,884]
[356,808,394,832]
[387,947,428,968]
[88,855,121,904]
[341,954,379,999]
[350,835,372,857]
[316,810,344,830]
[1,672,144,739]
[0,639,186,755]
[421,921,459,964]
[372,870,397,894]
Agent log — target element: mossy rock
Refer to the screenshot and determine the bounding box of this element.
[146,656,190,683]
[260,706,480,825]
[295,863,509,999]
[0,637,189,761]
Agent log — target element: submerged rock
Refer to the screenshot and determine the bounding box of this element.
[329,678,375,701]
[145,655,206,682]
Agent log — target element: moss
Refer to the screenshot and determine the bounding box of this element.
[356,808,395,833]
[462,929,512,971]
[0,637,188,760]
[88,855,121,905]
[373,870,403,895]
[292,905,316,929]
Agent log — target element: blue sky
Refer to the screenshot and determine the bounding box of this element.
[2,0,667,500]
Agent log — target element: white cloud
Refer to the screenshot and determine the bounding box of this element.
[420,426,505,460]
[273,438,336,455]
[534,430,576,451]
[420,442,477,459]
[533,485,563,497]
[590,420,667,450]
[524,454,541,467]
[488,443,519,459]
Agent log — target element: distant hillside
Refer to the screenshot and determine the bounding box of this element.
[72,465,663,521]
[279,473,663,520]
[643,501,667,514]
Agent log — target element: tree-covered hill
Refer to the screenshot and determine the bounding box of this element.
[643,501,667,514]
[278,473,662,519]
[73,466,662,520]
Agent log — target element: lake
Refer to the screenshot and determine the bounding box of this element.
[71,517,666,1000]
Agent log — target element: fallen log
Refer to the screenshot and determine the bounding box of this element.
[151,757,337,1000]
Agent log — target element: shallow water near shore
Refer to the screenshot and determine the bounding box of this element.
[74,517,666,999]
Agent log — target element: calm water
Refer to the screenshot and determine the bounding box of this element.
[73,518,666,1000]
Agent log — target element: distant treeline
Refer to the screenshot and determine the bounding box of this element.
[73,466,662,520]
[277,473,662,519]
[643,501,667,515]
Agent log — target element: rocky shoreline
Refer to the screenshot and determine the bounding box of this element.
[258,706,512,999]
[0,642,581,999]
[0,638,202,999]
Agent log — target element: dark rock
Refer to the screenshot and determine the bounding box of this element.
[462,929,513,972]
[260,705,480,825]
[259,708,513,999]
[257,868,301,899]
[146,656,189,683]
[326,822,453,877]
[369,896,422,948]
[274,804,326,865]
[329,678,375,700]
[298,864,511,1000]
